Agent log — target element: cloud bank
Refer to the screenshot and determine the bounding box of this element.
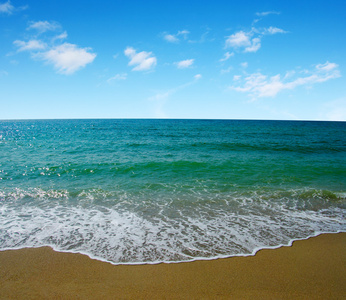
[230,62,341,99]
[225,25,287,53]
[13,21,96,74]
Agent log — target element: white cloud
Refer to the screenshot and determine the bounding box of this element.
[163,30,190,43]
[13,20,96,75]
[221,66,233,74]
[233,75,241,81]
[194,74,202,80]
[124,47,157,71]
[176,59,194,69]
[284,70,296,79]
[244,37,261,52]
[28,21,61,33]
[39,43,96,75]
[0,1,13,14]
[225,31,261,53]
[178,30,190,37]
[0,70,8,76]
[255,11,280,17]
[52,31,68,41]
[225,24,286,53]
[219,51,234,62]
[14,39,47,52]
[264,26,287,35]
[240,62,248,68]
[107,73,127,83]
[225,31,251,48]
[230,61,341,99]
[0,1,27,14]
[316,61,338,72]
[164,34,179,43]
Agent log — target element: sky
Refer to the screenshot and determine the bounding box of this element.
[0,0,345,120]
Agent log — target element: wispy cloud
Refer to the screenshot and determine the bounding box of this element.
[164,34,178,43]
[225,31,261,53]
[52,31,68,42]
[221,66,233,74]
[13,21,96,74]
[240,62,248,68]
[263,26,287,35]
[149,75,202,116]
[124,47,157,71]
[0,1,27,15]
[175,59,194,69]
[244,37,261,52]
[14,39,46,52]
[188,27,212,44]
[149,74,202,117]
[27,21,61,33]
[255,11,280,17]
[150,74,202,101]
[253,11,281,25]
[230,62,341,99]
[219,51,234,62]
[38,43,96,75]
[233,75,241,81]
[107,73,127,83]
[225,31,251,48]
[225,10,286,54]
[163,30,190,43]
[225,25,286,53]
[0,1,13,14]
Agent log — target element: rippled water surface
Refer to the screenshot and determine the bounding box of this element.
[0,119,345,263]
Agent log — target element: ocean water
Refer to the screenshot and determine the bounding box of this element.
[0,119,345,264]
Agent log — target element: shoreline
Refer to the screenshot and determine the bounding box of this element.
[0,232,345,299]
[1,231,344,266]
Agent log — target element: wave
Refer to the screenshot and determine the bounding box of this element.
[1,186,345,264]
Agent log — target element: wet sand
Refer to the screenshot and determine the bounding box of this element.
[0,233,345,299]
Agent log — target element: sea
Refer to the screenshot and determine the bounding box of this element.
[0,119,345,264]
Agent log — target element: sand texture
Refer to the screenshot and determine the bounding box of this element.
[0,233,345,299]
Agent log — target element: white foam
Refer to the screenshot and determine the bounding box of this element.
[0,196,345,265]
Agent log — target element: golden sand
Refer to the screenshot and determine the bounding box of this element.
[0,233,345,299]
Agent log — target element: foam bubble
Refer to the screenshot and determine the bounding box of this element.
[0,188,345,264]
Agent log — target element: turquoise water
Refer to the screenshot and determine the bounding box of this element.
[0,119,345,264]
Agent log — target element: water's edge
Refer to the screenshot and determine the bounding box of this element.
[1,230,344,266]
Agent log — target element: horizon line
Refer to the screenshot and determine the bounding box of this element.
[0,118,344,122]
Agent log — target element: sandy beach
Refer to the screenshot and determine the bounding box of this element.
[0,233,345,299]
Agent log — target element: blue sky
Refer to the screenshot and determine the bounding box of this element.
[1,0,345,120]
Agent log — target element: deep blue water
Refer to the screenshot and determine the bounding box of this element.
[0,119,345,263]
